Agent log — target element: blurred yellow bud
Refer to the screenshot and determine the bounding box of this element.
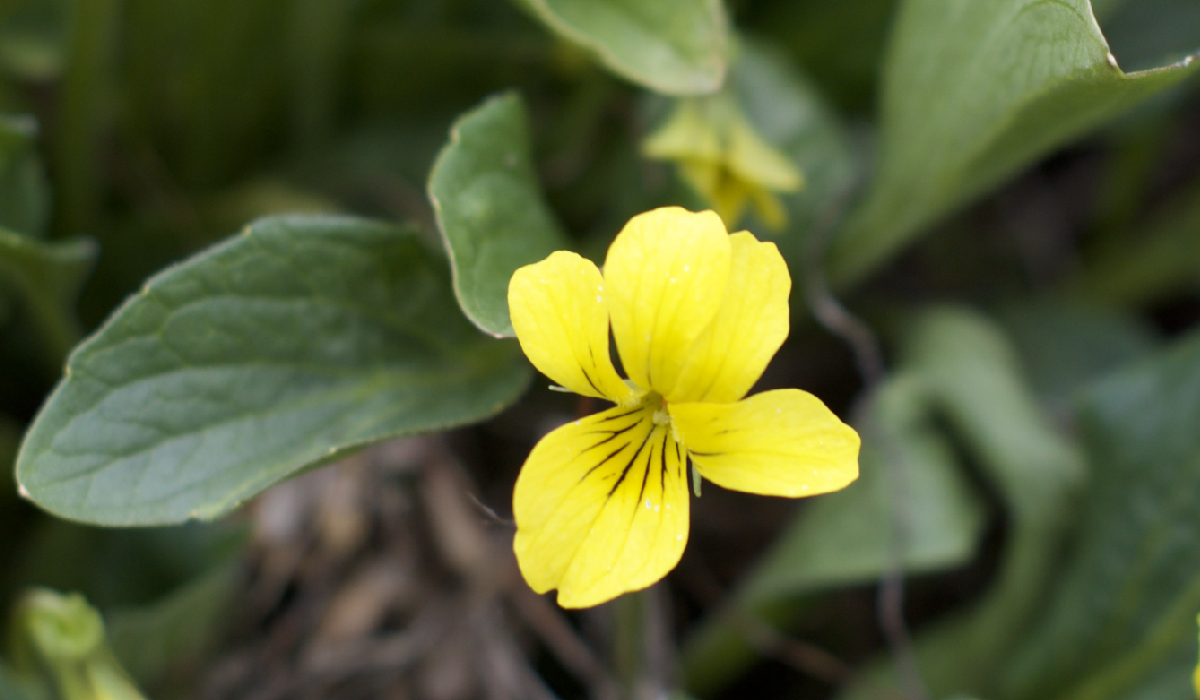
[643,95,803,232]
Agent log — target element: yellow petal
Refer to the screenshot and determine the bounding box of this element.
[671,389,860,497]
[604,207,731,397]
[641,99,723,163]
[709,171,751,230]
[512,404,690,608]
[749,187,789,231]
[670,233,790,404]
[509,251,639,403]
[727,111,804,193]
[676,160,747,230]
[678,159,722,205]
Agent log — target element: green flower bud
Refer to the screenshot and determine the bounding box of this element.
[9,590,148,700]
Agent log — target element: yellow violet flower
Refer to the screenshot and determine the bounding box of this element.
[508,207,860,608]
[643,97,804,232]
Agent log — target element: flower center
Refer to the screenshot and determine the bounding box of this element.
[644,392,671,426]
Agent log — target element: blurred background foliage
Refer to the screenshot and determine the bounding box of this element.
[3,0,1200,699]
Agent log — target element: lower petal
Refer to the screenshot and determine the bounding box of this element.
[512,405,690,608]
[670,389,860,498]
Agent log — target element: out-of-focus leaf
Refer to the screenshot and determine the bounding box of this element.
[828,0,1200,287]
[1102,0,1200,72]
[200,178,341,237]
[108,565,237,687]
[840,307,1086,700]
[1074,177,1200,307]
[55,0,117,236]
[0,226,95,365]
[902,307,1085,523]
[515,0,728,95]
[1091,0,1129,19]
[122,0,293,189]
[0,114,48,237]
[429,93,569,337]
[731,36,860,259]
[1,416,18,499]
[1105,650,1195,700]
[1000,331,1200,700]
[0,0,68,82]
[6,518,244,612]
[997,298,1158,407]
[16,216,531,526]
[287,0,364,148]
[745,0,895,114]
[0,661,35,700]
[741,375,985,603]
[683,374,986,696]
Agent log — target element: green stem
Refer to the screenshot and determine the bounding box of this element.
[613,591,645,698]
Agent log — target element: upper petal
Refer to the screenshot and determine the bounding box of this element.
[512,404,690,608]
[669,233,790,404]
[604,207,731,396]
[509,251,638,403]
[671,389,860,497]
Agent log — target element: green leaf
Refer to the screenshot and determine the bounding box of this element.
[286,0,365,148]
[1,416,19,501]
[0,227,95,366]
[1105,649,1195,700]
[999,331,1200,700]
[1073,176,1200,307]
[0,662,35,700]
[108,565,237,686]
[901,307,1085,520]
[741,375,985,604]
[731,36,860,254]
[899,307,1084,692]
[0,114,49,237]
[55,0,119,235]
[515,0,728,95]
[16,216,531,526]
[7,518,244,611]
[746,0,894,113]
[838,307,1086,700]
[682,373,987,696]
[997,299,1158,406]
[827,0,1200,287]
[1103,0,1200,72]
[429,93,569,337]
